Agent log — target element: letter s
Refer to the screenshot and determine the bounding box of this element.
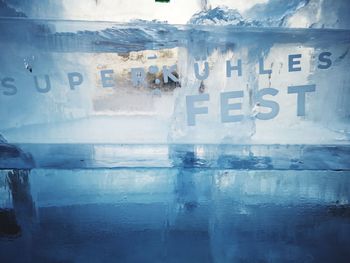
[318,52,332,69]
[1,77,17,96]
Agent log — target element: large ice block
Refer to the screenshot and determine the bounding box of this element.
[0,18,349,144]
[0,168,349,262]
[1,1,350,262]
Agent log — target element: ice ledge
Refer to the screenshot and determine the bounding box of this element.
[0,144,349,170]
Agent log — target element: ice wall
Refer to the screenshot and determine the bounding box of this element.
[1,168,350,262]
[0,0,350,144]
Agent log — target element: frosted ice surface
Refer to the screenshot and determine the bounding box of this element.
[1,168,350,262]
[1,2,350,261]
[0,0,349,144]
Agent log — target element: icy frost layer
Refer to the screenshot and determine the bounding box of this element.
[188,1,308,27]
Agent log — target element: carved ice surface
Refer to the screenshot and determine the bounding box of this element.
[1,1,350,262]
[1,168,350,262]
[0,19,349,144]
[0,0,349,144]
